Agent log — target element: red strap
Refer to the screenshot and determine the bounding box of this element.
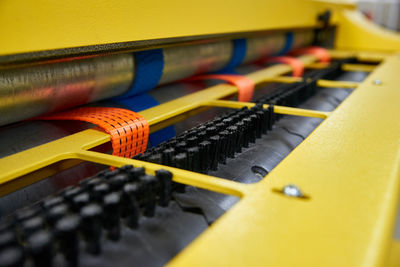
[263,56,304,77]
[187,74,255,102]
[289,46,331,63]
[36,107,149,158]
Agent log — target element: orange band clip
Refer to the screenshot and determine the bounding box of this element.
[263,56,305,77]
[187,74,255,102]
[37,107,149,158]
[289,46,331,63]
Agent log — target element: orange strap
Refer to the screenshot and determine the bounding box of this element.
[187,74,255,102]
[289,46,331,63]
[37,107,149,158]
[263,56,305,77]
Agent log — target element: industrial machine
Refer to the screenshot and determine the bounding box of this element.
[0,0,400,266]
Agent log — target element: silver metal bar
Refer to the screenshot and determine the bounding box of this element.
[0,54,134,126]
[159,41,233,84]
[0,30,316,126]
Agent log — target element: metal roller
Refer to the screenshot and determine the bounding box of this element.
[0,30,316,127]
[292,29,315,49]
[159,41,233,84]
[0,54,134,126]
[243,33,286,64]
[160,30,315,84]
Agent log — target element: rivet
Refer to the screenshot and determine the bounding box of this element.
[282,184,303,198]
[373,79,382,85]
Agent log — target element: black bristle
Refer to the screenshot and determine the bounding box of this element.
[199,141,211,172]
[155,170,173,207]
[162,148,175,166]
[102,193,122,241]
[121,183,140,229]
[209,135,220,171]
[226,126,238,158]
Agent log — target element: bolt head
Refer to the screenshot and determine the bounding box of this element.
[282,184,303,198]
[373,79,382,85]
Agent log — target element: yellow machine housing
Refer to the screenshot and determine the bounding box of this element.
[0,1,400,266]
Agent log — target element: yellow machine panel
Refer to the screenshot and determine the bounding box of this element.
[0,1,399,267]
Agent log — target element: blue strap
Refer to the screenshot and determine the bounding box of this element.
[115,49,164,99]
[115,93,175,147]
[215,69,239,75]
[277,32,294,56]
[117,93,159,112]
[219,38,247,72]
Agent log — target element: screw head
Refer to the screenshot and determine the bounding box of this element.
[373,79,382,85]
[282,184,303,198]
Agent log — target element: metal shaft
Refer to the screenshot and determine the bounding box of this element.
[0,30,315,126]
[0,54,134,126]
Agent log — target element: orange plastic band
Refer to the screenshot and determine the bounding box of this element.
[187,74,255,102]
[263,56,305,77]
[289,46,331,63]
[36,107,149,158]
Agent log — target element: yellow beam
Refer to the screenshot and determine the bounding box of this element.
[329,49,391,62]
[262,76,303,84]
[0,0,338,57]
[342,63,376,72]
[305,62,376,73]
[308,63,376,73]
[307,62,330,69]
[317,79,359,89]
[77,150,250,197]
[273,105,330,119]
[204,100,330,119]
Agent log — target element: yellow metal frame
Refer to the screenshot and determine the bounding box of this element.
[0,54,325,196]
[2,1,400,266]
[0,0,354,57]
[335,9,400,52]
[1,49,400,266]
[3,0,400,59]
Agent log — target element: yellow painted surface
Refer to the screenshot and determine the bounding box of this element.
[317,79,359,89]
[342,63,376,72]
[0,0,337,57]
[307,62,330,69]
[335,10,400,52]
[1,0,400,263]
[329,49,392,62]
[388,241,400,267]
[204,100,331,119]
[0,51,399,266]
[308,63,375,72]
[169,54,400,266]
